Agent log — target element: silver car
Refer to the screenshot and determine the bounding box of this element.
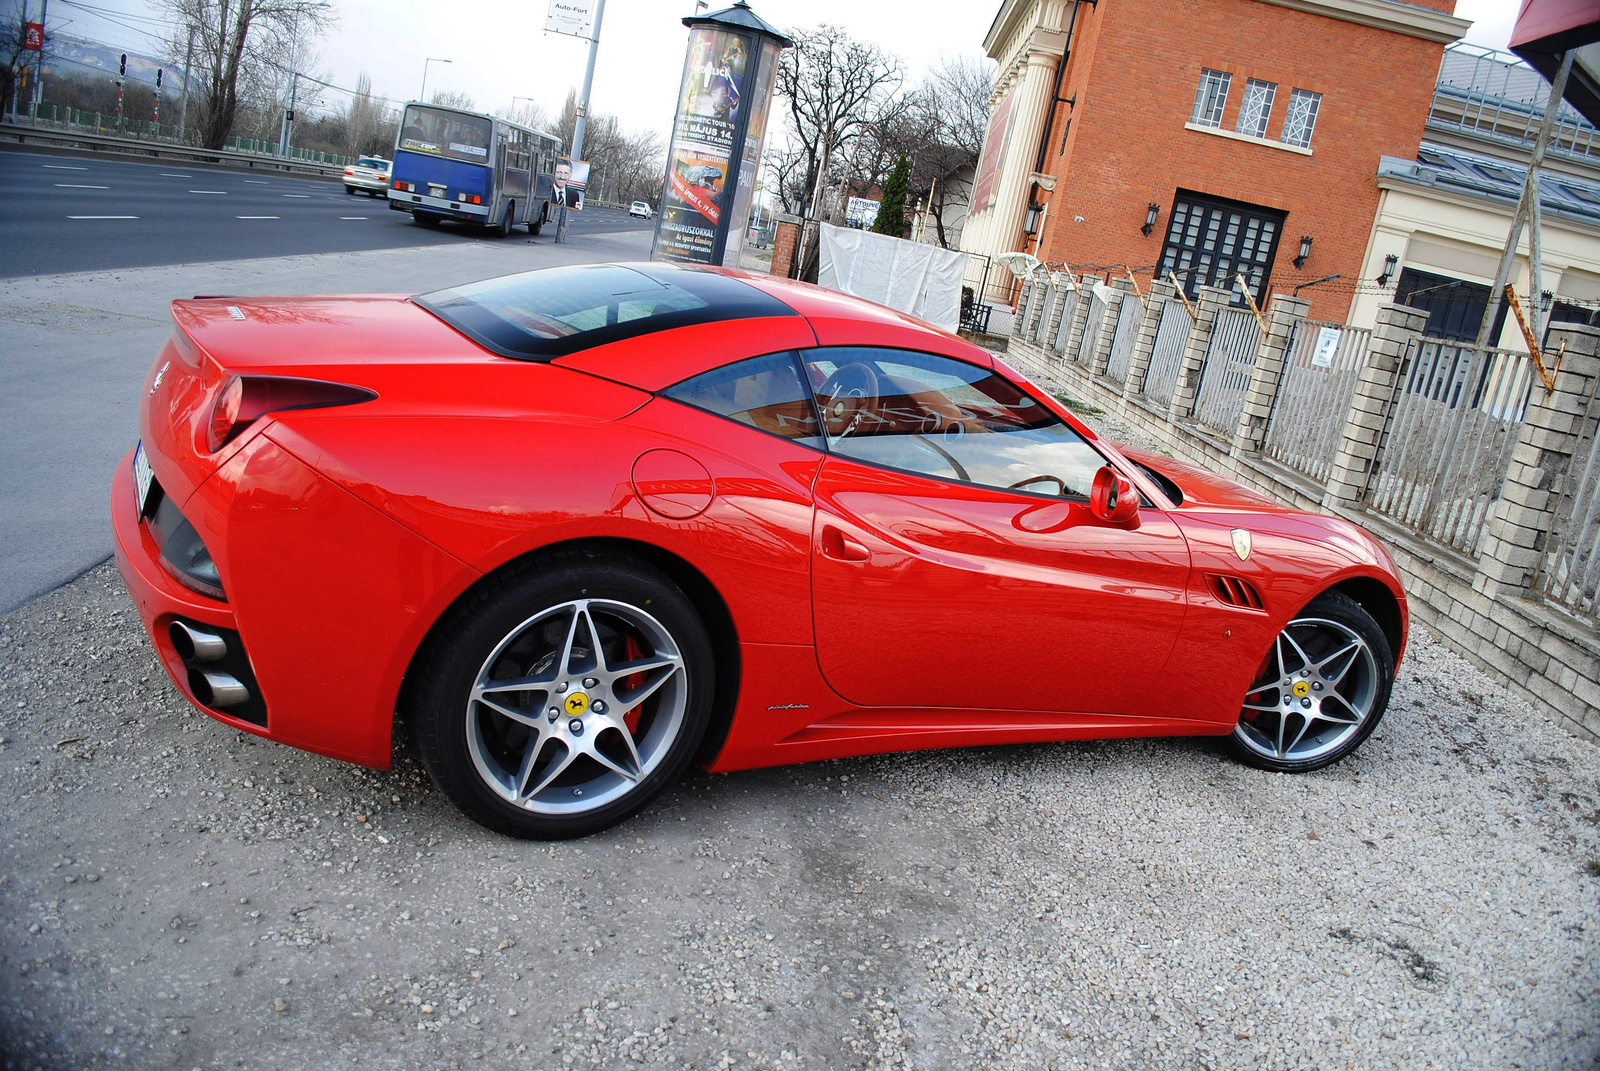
[343,156,391,197]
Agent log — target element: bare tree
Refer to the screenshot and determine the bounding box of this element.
[553,88,666,207]
[160,0,335,149]
[429,89,475,111]
[776,24,904,247]
[2,6,35,119]
[343,70,385,155]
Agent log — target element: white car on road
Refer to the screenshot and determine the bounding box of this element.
[343,157,391,197]
[629,201,655,219]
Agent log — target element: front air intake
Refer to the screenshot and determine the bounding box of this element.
[1205,573,1265,611]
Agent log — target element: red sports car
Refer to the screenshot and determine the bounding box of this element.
[112,263,1407,838]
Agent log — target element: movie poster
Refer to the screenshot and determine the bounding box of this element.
[717,37,781,268]
[654,27,752,264]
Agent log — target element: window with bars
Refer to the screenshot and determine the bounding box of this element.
[1281,88,1322,148]
[1190,69,1232,128]
[1235,79,1277,139]
[1158,192,1285,306]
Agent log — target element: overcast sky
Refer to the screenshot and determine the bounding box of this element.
[48,0,1518,135]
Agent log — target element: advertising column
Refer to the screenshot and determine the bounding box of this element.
[651,3,789,267]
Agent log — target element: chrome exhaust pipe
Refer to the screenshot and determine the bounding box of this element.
[170,621,227,663]
[187,668,249,709]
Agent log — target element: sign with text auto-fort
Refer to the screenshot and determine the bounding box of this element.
[545,0,595,39]
[651,4,789,267]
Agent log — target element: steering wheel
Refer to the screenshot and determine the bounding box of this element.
[817,363,880,439]
[908,434,972,483]
[1008,474,1067,496]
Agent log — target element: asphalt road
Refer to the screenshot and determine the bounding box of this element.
[0,148,653,277]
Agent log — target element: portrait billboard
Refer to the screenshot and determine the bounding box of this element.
[554,156,589,211]
[971,91,1014,214]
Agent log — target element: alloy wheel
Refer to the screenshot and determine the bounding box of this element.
[464,599,687,816]
[1233,616,1380,763]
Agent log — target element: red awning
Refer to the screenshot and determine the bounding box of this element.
[1511,0,1600,125]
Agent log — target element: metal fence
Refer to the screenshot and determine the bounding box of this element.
[1103,296,1145,386]
[5,109,354,165]
[1032,282,1057,345]
[1365,339,1535,556]
[1077,293,1109,368]
[1191,307,1261,433]
[1534,399,1600,621]
[1263,321,1373,483]
[1139,300,1193,408]
[1053,288,1081,353]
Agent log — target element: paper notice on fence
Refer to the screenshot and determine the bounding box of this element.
[1311,325,1341,368]
[817,223,968,333]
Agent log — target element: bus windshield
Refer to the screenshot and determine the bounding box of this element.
[397,105,491,165]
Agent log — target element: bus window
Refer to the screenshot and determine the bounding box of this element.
[398,105,492,164]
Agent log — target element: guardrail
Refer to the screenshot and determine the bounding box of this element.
[0,119,348,179]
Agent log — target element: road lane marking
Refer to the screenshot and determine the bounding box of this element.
[160,172,192,177]
[339,216,369,220]
[67,215,138,219]
[54,183,110,189]
[189,190,227,194]
[43,164,89,170]
[236,215,280,219]
[282,194,310,198]
[244,179,270,184]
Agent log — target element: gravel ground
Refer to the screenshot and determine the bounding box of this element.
[1,555,1597,1070]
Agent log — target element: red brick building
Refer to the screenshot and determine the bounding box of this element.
[961,0,1470,320]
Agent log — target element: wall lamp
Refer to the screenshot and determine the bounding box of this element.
[1376,252,1399,287]
[1141,203,1160,237]
[1024,201,1044,236]
[1293,235,1313,270]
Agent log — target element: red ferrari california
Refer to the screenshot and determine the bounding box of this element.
[113,262,1406,838]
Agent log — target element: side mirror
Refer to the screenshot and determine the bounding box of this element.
[1090,465,1141,527]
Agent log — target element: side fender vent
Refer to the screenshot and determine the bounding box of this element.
[1205,572,1265,611]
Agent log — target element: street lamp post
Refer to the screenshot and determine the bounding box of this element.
[419,57,452,102]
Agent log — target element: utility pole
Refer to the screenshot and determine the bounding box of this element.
[31,0,48,118]
[556,0,607,244]
[278,20,299,157]
[177,27,194,141]
[115,52,125,130]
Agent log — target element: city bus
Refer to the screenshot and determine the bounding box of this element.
[387,102,563,236]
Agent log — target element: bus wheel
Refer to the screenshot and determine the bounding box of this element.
[415,212,441,228]
[498,202,515,238]
[529,205,544,236]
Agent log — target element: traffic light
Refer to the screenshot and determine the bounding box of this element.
[156,69,163,87]
[119,54,126,76]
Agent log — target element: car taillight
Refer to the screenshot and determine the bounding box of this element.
[344,168,354,176]
[379,173,388,180]
[205,375,378,453]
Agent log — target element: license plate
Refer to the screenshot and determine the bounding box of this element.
[132,442,155,520]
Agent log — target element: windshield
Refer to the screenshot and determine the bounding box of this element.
[356,157,388,169]
[397,105,491,165]
[415,263,795,360]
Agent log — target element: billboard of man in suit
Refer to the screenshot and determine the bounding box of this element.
[553,157,589,211]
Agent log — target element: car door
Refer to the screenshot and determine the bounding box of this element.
[805,346,1192,715]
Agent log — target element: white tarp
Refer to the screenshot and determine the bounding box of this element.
[817,222,969,333]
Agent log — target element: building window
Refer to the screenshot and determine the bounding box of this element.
[1158,191,1285,306]
[1394,268,1508,343]
[1235,79,1277,139]
[1190,69,1232,129]
[1281,89,1322,148]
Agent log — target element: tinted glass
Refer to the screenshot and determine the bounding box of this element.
[357,157,388,168]
[665,353,823,449]
[416,264,795,360]
[397,105,493,165]
[803,347,1106,497]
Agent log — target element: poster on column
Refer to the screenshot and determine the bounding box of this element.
[655,27,751,263]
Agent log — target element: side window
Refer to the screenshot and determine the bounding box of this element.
[664,352,824,449]
[802,347,1106,498]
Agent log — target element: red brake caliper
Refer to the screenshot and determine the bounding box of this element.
[622,634,644,734]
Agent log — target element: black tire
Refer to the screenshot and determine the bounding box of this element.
[408,549,715,839]
[528,203,544,235]
[344,185,355,195]
[498,201,515,238]
[414,211,441,228]
[1225,589,1394,773]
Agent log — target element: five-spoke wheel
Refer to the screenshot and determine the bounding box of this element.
[409,550,714,839]
[1228,590,1393,772]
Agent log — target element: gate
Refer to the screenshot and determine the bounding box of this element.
[1263,321,1372,483]
[1535,401,1600,621]
[1365,339,1534,556]
[1191,307,1261,433]
[1103,296,1145,386]
[1139,300,1192,407]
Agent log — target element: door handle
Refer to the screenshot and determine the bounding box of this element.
[820,525,870,562]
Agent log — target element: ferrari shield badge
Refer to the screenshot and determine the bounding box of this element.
[1230,529,1253,562]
